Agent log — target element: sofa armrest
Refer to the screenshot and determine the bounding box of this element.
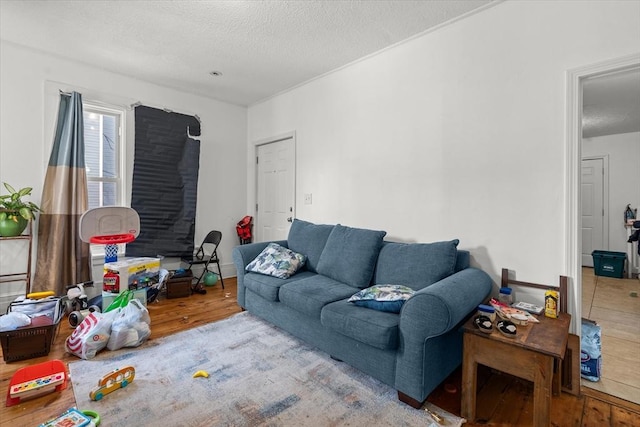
[399,267,492,340]
[232,240,288,308]
[395,267,492,403]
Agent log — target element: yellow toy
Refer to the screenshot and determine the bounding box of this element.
[89,366,135,401]
[26,291,55,299]
[192,370,209,378]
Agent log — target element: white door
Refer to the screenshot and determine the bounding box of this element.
[581,158,606,267]
[256,137,295,242]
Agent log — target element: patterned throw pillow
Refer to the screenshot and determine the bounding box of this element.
[348,284,415,313]
[245,243,306,279]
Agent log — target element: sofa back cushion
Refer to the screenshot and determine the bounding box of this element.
[373,240,459,291]
[316,224,386,288]
[287,219,335,273]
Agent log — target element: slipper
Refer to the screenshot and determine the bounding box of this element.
[473,315,493,334]
[191,285,207,295]
[497,320,517,338]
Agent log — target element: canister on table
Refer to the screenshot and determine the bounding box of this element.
[477,304,496,322]
[499,287,513,305]
[544,290,559,318]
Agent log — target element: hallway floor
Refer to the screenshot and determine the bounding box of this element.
[581,267,640,405]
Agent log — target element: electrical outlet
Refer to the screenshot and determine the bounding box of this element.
[304,193,312,205]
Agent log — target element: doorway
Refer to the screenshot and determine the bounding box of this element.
[567,54,640,404]
[254,133,296,242]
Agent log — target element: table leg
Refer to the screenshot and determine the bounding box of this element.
[461,334,478,421]
[532,354,554,427]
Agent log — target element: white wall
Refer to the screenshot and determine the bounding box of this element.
[0,41,247,306]
[247,1,640,328]
[583,131,640,253]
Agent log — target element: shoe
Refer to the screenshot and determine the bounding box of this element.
[191,284,207,295]
[473,315,493,334]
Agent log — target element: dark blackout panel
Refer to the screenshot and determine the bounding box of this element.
[126,106,201,258]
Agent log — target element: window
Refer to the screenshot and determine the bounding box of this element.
[83,102,126,258]
[83,103,125,209]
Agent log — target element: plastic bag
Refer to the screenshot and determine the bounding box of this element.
[0,312,31,331]
[580,319,602,382]
[107,299,151,351]
[65,310,119,359]
[104,289,134,312]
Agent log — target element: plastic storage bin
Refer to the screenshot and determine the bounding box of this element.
[592,250,627,278]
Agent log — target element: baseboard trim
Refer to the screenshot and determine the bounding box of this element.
[581,385,640,414]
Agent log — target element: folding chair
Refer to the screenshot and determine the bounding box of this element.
[181,230,224,289]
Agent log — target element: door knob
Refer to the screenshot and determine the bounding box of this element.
[287,217,293,223]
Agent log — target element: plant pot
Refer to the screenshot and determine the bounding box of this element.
[0,216,28,237]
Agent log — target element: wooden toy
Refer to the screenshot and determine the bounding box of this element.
[6,359,67,407]
[89,366,135,401]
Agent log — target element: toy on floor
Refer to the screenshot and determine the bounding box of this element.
[39,407,101,427]
[192,370,209,378]
[6,360,67,407]
[89,366,135,401]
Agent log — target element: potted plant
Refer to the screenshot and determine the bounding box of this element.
[0,182,42,237]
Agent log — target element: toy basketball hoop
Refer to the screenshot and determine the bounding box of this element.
[79,207,140,263]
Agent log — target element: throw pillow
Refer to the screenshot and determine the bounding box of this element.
[348,284,415,313]
[373,239,460,291]
[245,243,306,279]
[287,219,334,273]
[316,224,386,288]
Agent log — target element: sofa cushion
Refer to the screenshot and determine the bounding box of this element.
[316,224,386,288]
[287,219,334,273]
[244,270,316,302]
[245,243,306,279]
[348,284,415,313]
[373,240,459,291]
[321,300,400,350]
[279,275,357,318]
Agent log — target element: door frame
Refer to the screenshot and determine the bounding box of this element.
[581,155,610,266]
[565,52,640,335]
[253,131,297,242]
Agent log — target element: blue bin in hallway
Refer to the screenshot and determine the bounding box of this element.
[591,250,626,278]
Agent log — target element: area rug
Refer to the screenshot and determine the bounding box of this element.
[68,311,464,426]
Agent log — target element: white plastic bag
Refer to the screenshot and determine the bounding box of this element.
[65,310,118,359]
[107,299,151,351]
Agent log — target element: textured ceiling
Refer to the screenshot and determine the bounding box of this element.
[0,0,494,106]
[583,68,640,139]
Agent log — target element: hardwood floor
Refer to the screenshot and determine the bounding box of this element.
[2,277,639,426]
[582,267,640,404]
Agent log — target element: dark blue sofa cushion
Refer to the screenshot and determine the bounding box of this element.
[321,299,400,350]
[373,240,459,291]
[316,224,386,288]
[244,270,316,302]
[279,275,357,318]
[287,219,334,273]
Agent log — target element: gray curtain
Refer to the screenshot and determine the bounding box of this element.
[33,91,91,294]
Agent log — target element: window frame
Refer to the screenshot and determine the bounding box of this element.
[83,101,126,208]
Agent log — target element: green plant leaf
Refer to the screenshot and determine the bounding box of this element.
[18,187,32,197]
[19,207,33,220]
[0,212,6,221]
[3,182,16,194]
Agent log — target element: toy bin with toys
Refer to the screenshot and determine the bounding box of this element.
[0,296,65,362]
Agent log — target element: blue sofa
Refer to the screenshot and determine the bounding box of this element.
[232,219,492,408]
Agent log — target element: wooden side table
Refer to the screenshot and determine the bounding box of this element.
[461,312,571,427]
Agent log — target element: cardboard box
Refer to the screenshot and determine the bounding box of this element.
[102,288,147,310]
[103,257,161,293]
